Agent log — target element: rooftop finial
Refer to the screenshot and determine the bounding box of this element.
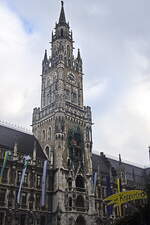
[119,153,122,165]
[44,49,47,59]
[59,0,66,24]
[77,49,81,59]
[43,49,48,64]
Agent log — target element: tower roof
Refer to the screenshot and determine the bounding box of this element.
[58,1,66,25]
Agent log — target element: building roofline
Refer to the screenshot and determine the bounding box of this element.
[0,120,32,135]
[93,151,146,169]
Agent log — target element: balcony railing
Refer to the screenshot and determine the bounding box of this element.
[76,187,86,192]
[70,187,86,193]
[66,206,88,212]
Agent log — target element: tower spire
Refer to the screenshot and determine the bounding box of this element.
[43,49,48,62]
[59,1,66,25]
[77,49,81,60]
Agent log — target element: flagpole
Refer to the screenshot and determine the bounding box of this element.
[117,178,122,217]
[118,154,122,217]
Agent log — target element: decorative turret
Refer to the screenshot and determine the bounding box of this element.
[52,31,54,42]
[50,2,74,68]
[74,49,83,72]
[77,48,83,72]
[42,49,49,74]
[58,1,66,25]
[53,1,71,40]
[77,49,82,61]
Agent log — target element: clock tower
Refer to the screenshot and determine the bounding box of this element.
[32,2,95,225]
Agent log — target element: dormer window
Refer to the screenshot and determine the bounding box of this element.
[42,130,46,141]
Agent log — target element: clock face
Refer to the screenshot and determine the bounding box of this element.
[67,72,76,83]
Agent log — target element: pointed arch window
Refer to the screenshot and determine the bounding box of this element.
[61,28,64,37]
[72,92,77,104]
[98,187,101,198]
[76,195,84,210]
[69,197,72,210]
[68,59,71,67]
[42,130,46,141]
[76,175,85,192]
[47,94,50,105]
[43,94,46,107]
[45,146,49,158]
[64,58,67,67]
[68,178,72,191]
[48,127,52,140]
[66,89,71,101]
[67,45,70,57]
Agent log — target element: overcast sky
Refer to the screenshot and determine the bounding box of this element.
[1,0,150,166]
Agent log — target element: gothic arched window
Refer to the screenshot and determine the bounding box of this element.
[66,89,70,101]
[42,130,46,141]
[45,146,49,158]
[47,94,50,105]
[75,175,85,191]
[86,127,89,140]
[72,92,77,104]
[67,158,71,168]
[67,45,70,57]
[61,28,64,37]
[47,78,50,86]
[98,187,101,198]
[68,59,71,67]
[48,127,52,140]
[43,94,46,107]
[68,178,72,191]
[69,197,72,209]
[76,195,84,210]
[64,57,67,65]
[55,82,58,91]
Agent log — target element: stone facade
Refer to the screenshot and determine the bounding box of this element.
[0,125,53,225]
[32,2,95,225]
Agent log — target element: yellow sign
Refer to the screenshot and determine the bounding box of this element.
[104,190,147,206]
